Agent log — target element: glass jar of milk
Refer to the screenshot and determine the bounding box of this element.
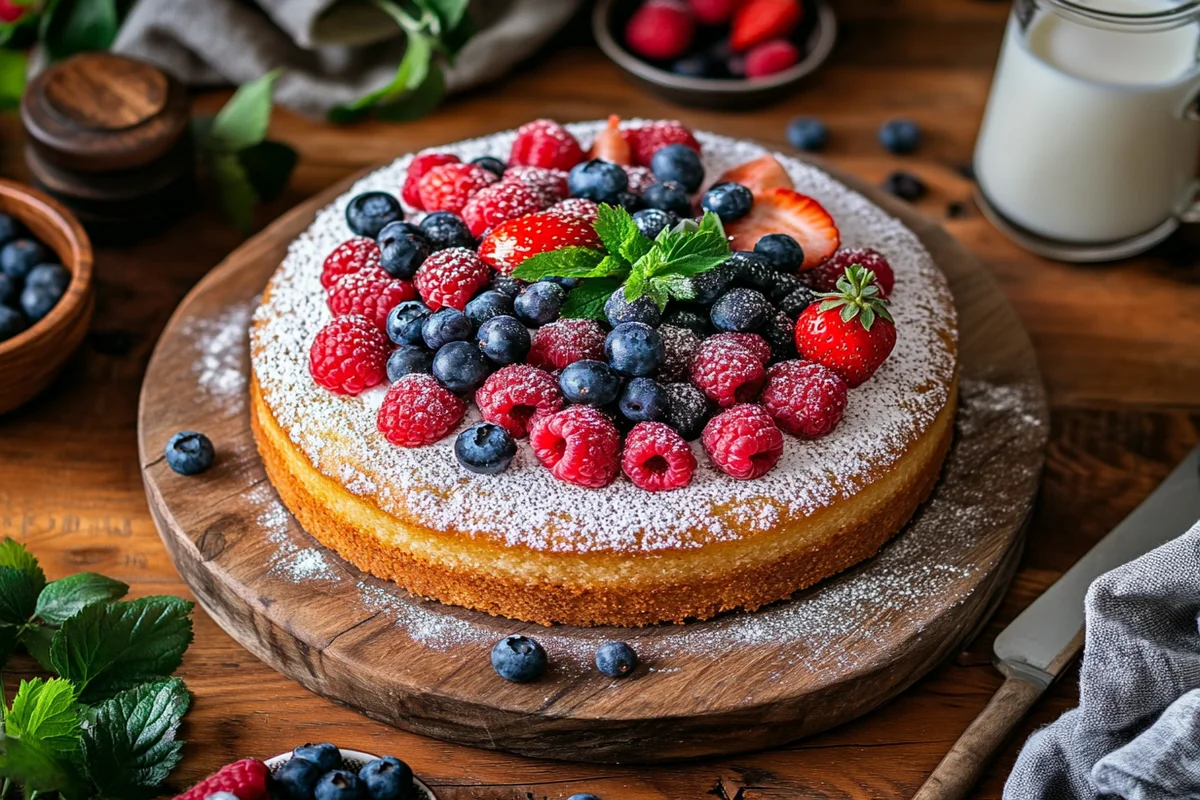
[974,0,1200,260]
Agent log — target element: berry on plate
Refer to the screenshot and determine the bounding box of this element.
[386,345,433,381]
[293,742,342,771]
[164,431,215,476]
[701,181,754,222]
[309,315,391,395]
[690,336,767,407]
[455,422,517,475]
[588,115,634,166]
[619,377,667,423]
[514,280,567,326]
[401,152,459,209]
[642,181,691,217]
[509,119,586,171]
[461,180,542,237]
[417,162,498,214]
[726,187,840,270]
[622,421,696,491]
[760,360,848,438]
[172,758,270,800]
[476,314,532,365]
[491,634,547,682]
[702,404,785,479]
[595,640,640,677]
[314,770,363,800]
[346,192,404,239]
[568,159,630,204]
[273,758,321,800]
[377,374,467,447]
[418,211,475,251]
[414,247,492,311]
[804,247,895,296]
[650,143,704,194]
[377,221,430,279]
[503,165,570,206]
[476,364,563,437]
[716,154,794,193]
[628,120,701,168]
[527,318,607,371]
[786,117,829,152]
[795,264,896,387]
[745,39,800,78]
[530,405,621,488]
[625,0,694,61]
[321,237,382,290]
[606,321,664,377]
[327,271,416,330]
[478,210,601,274]
[731,0,802,51]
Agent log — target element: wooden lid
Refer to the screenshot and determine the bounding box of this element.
[22,53,190,173]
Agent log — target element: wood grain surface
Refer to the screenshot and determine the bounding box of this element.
[3,2,1200,797]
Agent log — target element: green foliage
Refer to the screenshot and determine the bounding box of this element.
[81,679,190,799]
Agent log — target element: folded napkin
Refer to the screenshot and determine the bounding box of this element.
[1004,519,1200,800]
[111,0,581,117]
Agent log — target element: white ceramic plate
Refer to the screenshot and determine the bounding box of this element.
[264,749,438,800]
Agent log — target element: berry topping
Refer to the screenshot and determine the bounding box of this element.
[509,119,586,171]
[418,211,475,251]
[528,318,607,371]
[657,324,702,382]
[663,381,713,441]
[421,307,473,351]
[309,315,391,395]
[726,187,840,270]
[879,118,922,154]
[690,336,767,407]
[630,207,675,240]
[619,377,668,423]
[273,758,320,800]
[805,247,895,296]
[629,120,701,168]
[432,340,491,393]
[478,210,602,274]
[377,374,467,447]
[605,287,662,327]
[293,742,342,771]
[624,165,656,196]
[464,289,514,326]
[701,181,754,222]
[321,237,382,290]
[606,321,664,377]
[491,634,547,682]
[327,271,416,330]
[346,192,404,238]
[414,247,492,311]
[386,345,433,381]
[455,422,517,475]
[754,232,805,273]
[476,314,532,365]
[661,307,709,338]
[559,359,622,407]
[642,181,691,216]
[530,405,622,488]
[568,159,630,204]
[417,162,498,214]
[650,143,705,194]
[377,221,430,279]
[763,308,800,362]
[706,332,771,365]
[402,152,460,209]
[385,299,431,346]
[702,404,785,480]
[732,0,802,51]
[625,0,694,61]
[513,280,566,326]
[476,364,564,437]
[778,285,817,317]
[622,421,697,491]
[548,197,600,223]
[761,360,848,438]
[461,180,543,238]
[503,165,570,206]
[710,286,770,333]
[173,759,270,800]
[164,431,215,476]
[588,115,634,166]
[745,39,801,78]
[794,264,896,387]
[716,154,794,194]
[471,155,508,177]
[595,640,639,678]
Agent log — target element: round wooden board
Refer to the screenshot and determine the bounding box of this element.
[138,158,1048,764]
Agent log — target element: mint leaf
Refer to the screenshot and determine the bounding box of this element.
[50,596,195,702]
[594,204,653,264]
[20,623,55,671]
[82,678,190,798]
[6,678,81,756]
[0,537,45,589]
[40,0,119,61]
[207,69,281,152]
[656,274,697,302]
[0,567,40,627]
[561,278,622,320]
[624,261,648,303]
[512,247,607,280]
[36,573,129,625]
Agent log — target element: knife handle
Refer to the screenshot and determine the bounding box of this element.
[912,675,1046,800]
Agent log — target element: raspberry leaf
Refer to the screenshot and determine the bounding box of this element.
[19,622,54,671]
[0,731,89,800]
[81,678,190,799]
[0,566,40,627]
[562,277,623,320]
[0,537,45,591]
[35,573,129,626]
[6,678,81,757]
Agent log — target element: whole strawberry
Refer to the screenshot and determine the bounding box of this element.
[794,264,896,388]
[172,759,270,800]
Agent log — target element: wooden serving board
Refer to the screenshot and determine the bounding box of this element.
[137,162,1048,764]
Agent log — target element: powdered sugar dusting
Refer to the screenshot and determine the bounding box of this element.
[186,302,254,410]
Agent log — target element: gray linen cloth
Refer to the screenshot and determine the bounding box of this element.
[1004,519,1200,799]
[110,0,581,117]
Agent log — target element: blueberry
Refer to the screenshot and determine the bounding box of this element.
[660,307,709,337]
[618,377,666,423]
[346,192,404,238]
[566,795,602,800]
[477,315,531,365]
[559,359,622,406]
[0,213,22,247]
[386,300,432,346]
[663,382,712,441]
[728,251,776,293]
[20,283,60,321]
[543,276,580,290]
[273,757,322,800]
[754,233,804,273]
[419,211,475,251]
[421,307,473,350]
[314,769,363,800]
[614,191,644,212]
[491,635,547,683]
[763,308,799,362]
[567,159,629,203]
[642,181,691,217]
[701,182,753,223]
[465,290,514,326]
[387,345,434,381]
[377,221,429,279]
[595,641,638,678]
[605,322,663,377]
[455,422,517,475]
[470,155,508,177]
[358,756,415,800]
[672,53,717,77]
[631,208,675,240]
[26,262,69,290]
[0,272,16,306]
[164,431,214,476]
[779,285,817,317]
[293,742,342,771]
[490,274,525,298]
[883,170,928,201]
[604,288,661,327]
[766,272,803,303]
[786,116,829,152]
[650,144,704,194]
[432,340,490,393]
[0,305,25,342]
[711,287,770,333]
[687,260,738,305]
[0,239,49,280]
[513,281,565,327]
[879,118,922,154]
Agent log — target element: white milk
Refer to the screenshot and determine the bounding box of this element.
[974,0,1200,244]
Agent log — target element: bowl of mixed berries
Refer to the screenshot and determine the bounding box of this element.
[593,0,836,107]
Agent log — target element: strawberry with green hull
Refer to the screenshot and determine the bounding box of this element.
[794,264,897,388]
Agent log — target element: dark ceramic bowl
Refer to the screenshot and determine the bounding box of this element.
[593,0,837,109]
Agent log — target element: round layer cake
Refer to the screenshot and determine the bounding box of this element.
[250,120,959,627]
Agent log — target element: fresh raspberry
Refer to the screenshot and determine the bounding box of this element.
[327,272,416,330]
[530,406,621,488]
[509,119,586,172]
[625,0,694,61]
[706,332,771,365]
[760,360,848,438]
[475,364,564,438]
[629,120,701,167]
[688,0,738,25]
[173,759,270,800]
[690,337,767,407]
[461,181,542,238]
[548,198,599,223]
[624,166,655,196]
[377,374,467,447]
[527,319,606,371]
[321,237,382,290]
[308,315,391,395]
[402,152,459,209]
[622,421,697,491]
[804,247,895,296]
[744,39,801,78]
[414,247,492,311]
[702,404,785,480]
[657,324,702,382]
[417,162,498,214]
[503,165,569,206]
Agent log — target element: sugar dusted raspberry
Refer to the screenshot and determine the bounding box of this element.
[702,404,784,480]
[308,315,391,396]
[624,165,655,196]
[321,237,382,290]
[172,758,270,800]
[417,162,498,214]
[527,319,606,371]
[804,247,895,296]
[760,360,848,438]
[530,405,621,488]
[509,119,586,171]
[503,165,569,206]
[690,338,767,407]
[461,181,542,238]
[377,374,467,447]
[402,152,459,209]
[629,120,701,167]
[622,421,697,491]
[706,332,771,365]
[475,364,564,438]
[548,198,599,223]
[657,324,701,382]
[327,272,416,330]
[414,247,492,311]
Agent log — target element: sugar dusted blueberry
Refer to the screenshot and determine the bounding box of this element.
[595,641,638,678]
[455,422,517,475]
[465,290,514,326]
[710,287,770,333]
[513,281,566,327]
[386,300,431,346]
[477,315,531,365]
[567,159,629,204]
[754,233,804,273]
[642,181,691,217]
[491,634,547,682]
[605,322,663,377]
[387,345,434,381]
[618,377,666,423]
[418,211,474,251]
[377,221,429,279]
[421,307,473,350]
[346,191,404,238]
[650,143,704,194]
[604,288,661,327]
[631,208,675,240]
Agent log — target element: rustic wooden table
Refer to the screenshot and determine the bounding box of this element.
[3,3,1199,798]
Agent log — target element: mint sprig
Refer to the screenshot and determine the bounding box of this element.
[512,204,732,319]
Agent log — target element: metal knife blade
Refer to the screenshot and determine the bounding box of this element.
[993,444,1200,688]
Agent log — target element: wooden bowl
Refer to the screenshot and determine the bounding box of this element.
[0,179,93,415]
[593,0,837,109]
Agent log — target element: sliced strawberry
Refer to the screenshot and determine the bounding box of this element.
[726,187,839,270]
[478,211,602,275]
[716,154,794,193]
[588,115,634,166]
[732,0,802,52]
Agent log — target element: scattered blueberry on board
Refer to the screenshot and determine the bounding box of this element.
[567,794,602,800]
[595,641,639,678]
[164,431,215,476]
[491,634,548,682]
[883,170,928,202]
[0,213,71,344]
[879,118,922,155]
[786,116,829,152]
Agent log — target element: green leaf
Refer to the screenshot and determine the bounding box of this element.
[207,69,281,152]
[561,278,623,320]
[0,48,26,110]
[50,596,195,702]
[40,0,118,61]
[512,247,607,281]
[424,0,469,30]
[593,204,654,265]
[6,678,81,756]
[239,140,298,204]
[0,732,90,800]
[329,29,434,123]
[0,623,17,671]
[35,573,129,625]
[210,152,257,235]
[657,274,697,302]
[20,623,55,671]
[644,281,669,311]
[81,678,191,799]
[375,63,445,122]
[0,538,45,589]
[0,567,40,627]
[440,9,476,57]
[623,262,647,302]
